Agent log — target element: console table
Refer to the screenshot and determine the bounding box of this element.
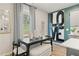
[19,37,53,56]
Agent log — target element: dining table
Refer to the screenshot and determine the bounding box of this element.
[18,36,53,56]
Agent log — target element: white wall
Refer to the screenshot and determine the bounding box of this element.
[0,4,14,55]
[34,9,48,37]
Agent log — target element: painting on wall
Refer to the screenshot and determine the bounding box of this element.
[49,10,64,42]
[0,9,10,33]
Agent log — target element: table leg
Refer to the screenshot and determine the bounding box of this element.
[51,39,53,51]
[26,45,30,56]
[40,41,42,45]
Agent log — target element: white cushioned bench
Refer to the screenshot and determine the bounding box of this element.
[30,44,51,56]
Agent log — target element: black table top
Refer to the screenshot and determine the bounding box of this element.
[19,37,52,46]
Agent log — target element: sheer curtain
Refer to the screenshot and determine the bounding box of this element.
[29,6,36,39]
[13,3,22,42]
[13,3,36,43]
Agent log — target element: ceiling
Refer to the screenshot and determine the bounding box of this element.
[28,3,78,13]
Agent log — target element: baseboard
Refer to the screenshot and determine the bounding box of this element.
[0,51,12,56]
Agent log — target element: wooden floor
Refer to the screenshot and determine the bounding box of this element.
[51,44,67,56]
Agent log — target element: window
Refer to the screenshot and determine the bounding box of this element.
[70,9,79,34]
[70,10,79,27]
[22,4,30,35]
[22,4,36,38]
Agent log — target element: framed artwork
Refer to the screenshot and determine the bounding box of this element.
[0,9,10,33]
